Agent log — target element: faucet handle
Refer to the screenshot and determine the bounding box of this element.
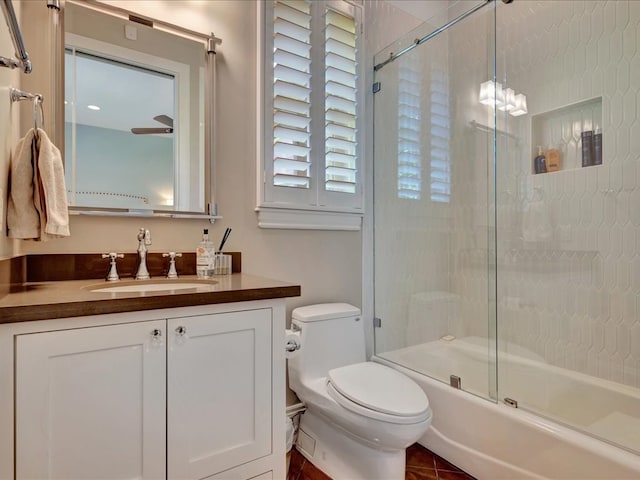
[163,252,182,279]
[102,252,124,260]
[102,252,124,281]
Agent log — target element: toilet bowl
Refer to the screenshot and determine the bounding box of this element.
[287,303,432,480]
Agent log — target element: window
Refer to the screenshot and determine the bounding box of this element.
[258,0,363,230]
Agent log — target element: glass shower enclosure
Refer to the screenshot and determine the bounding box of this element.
[373,0,640,455]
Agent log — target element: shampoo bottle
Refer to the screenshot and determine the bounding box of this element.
[534,146,546,174]
[581,130,593,167]
[593,128,602,165]
[196,229,214,279]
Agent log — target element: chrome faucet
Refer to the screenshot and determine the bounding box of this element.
[135,227,152,280]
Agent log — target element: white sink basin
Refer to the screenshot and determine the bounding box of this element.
[87,280,218,294]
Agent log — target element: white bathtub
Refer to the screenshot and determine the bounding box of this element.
[374,337,640,479]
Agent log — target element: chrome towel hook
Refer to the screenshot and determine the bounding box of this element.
[33,94,44,130]
[9,87,45,130]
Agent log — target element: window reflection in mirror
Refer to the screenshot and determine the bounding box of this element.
[65,50,176,209]
[63,1,210,215]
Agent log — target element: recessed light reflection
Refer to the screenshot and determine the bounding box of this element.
[87,104,101,111]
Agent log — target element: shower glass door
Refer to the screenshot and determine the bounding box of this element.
[373,1,498,402]
[495,0,640,454]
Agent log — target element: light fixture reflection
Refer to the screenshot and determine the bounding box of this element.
[510,94,528,116]
[478,80,527,116]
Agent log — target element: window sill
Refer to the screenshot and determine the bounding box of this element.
[255,207,362,231]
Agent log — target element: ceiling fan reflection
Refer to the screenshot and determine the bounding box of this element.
[131,114,173,134]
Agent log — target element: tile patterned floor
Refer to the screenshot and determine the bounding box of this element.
[287,442,476,480]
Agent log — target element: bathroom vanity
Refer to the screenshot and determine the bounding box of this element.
[0,268,300,480]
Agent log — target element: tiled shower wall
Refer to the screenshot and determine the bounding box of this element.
[490,0,640,387]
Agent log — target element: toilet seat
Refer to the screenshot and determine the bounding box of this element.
[327,362,430,425]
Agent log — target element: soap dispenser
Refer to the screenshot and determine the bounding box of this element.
[534,146,546,174]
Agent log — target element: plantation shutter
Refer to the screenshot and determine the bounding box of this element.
[262,0,362,218]
[324,7,357,195]
[272,0,312,189]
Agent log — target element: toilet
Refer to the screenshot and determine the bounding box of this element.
[287,303,432,480]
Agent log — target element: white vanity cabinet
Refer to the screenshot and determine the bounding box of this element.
[167,309,272,479]
[15,320,168,480]
[1,300,286,480]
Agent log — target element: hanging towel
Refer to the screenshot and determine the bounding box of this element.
[35,128,70,238]
[7,128,40,239]
[7,128,70,241]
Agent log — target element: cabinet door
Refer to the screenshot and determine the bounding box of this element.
[168,309,272,479]
[15,320,166,480]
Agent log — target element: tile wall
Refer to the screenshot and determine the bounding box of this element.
[491,0,640,388]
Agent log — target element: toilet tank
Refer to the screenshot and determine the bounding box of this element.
[289,303,365,385]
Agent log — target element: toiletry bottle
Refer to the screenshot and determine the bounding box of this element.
[534,146,546,174]
[545,146,561,172]
[196,229,214,279]
[581,130,593,167]
[593,128,602,165]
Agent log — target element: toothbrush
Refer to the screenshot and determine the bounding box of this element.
[217,228,232,253]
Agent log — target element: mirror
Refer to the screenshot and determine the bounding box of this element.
[61,1,216,217]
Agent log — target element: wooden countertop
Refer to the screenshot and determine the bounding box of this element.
[0,274,301,324]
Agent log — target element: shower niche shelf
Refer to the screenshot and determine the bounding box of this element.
[530,97,602,174]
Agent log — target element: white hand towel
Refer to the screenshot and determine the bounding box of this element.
[35,128,70,238]
[7,129,40,239]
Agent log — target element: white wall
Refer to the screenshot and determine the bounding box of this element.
[7,1,362,318]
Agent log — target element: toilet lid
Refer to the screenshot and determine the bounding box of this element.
[327,362,429,417]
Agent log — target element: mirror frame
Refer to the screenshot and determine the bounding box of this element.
[53,0,219,221]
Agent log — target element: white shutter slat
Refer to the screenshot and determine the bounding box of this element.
[325,24,355,47]
[325,66,355,88]
[274,80,309,102]
[274,2,310,28]
[325,80,355,100]
[274,18,310,42]
[326,151,355,167]
[273,50,310,76]
[326,94,355,115]
[325,52,355,75]
[274,125,309,145]
[274,111,310,130]
[325,37,355,60]
[274,158,311,170]
[274,33,311,59]
[274,64,310,88]
[274,174,310,188]
[274,141,310,158]
[326,108,355,128]
[326,122,354,141]
[274,95,309,116]
[326,137,354,154]
[278,0,310,13]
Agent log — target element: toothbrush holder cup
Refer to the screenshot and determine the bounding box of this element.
[213,253,232,275]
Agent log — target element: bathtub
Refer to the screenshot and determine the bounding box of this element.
[373,337,640,479]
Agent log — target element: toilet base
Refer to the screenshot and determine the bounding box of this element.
[295,410,406,480]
